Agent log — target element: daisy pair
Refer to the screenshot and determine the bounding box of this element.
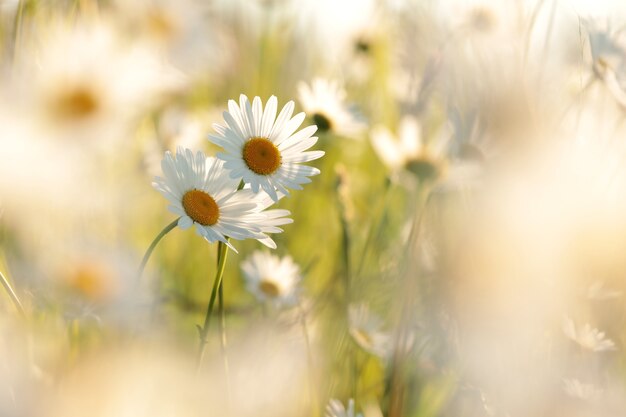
[153,95,324,251]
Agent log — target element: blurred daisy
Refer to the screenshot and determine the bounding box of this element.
[370,116,449,184]
[562,317,616,352]
[348,304,390,358]
[585,20,626,106]
[438,0,522,46]
[208,95,324,202]
[240,251,301,307]
[112,0,226,77]
[152,147,292,251]
[326,398,363,417]
[297,78,365,138]
[563,378,603,401]
[12,20,182,144]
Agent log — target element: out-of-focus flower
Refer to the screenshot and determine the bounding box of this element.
[562,317,616,352]
[208,95,324,202]
[0,20,182,223]
[326,398,363,417]
[585,20,626,107]
[112,0,229,77]
[348,304,390,358]
[11,20,182,143]
[241,251,301,307]
[297,78,365,138]
[438,0,523,47]
[563,378,603,402]
[370,116,449,184]
[152,147,292,251]
[41,244,154,329]
[143,107,214,176]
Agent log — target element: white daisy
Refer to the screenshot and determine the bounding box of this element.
[208,95,325,202]
[348,303,391,358]
[240,251,301,307]
[562,317,616,352]
[326,399,363,417]
[297,78,365,139]
[370,116,449,183]
[152,147,292,252]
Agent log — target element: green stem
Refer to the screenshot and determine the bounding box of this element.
[12,0,24,65]
[217,247,232,409]
[0,269,25,319]
[356,180,393,278]
[137,218,179,282]
[387,186,431,417]
[196,240,229,368]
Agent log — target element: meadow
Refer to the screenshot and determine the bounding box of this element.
[0,0,625,416]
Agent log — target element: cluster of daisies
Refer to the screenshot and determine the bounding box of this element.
[153,94,324,252]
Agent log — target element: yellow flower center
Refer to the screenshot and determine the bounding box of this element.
[182,189,220,226]
[242,137,282,175]
[259,279,281,298]
[66,261,116,302]
[54,86,100,121]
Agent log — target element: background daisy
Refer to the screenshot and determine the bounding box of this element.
[241,250,301,307]
[297,78,365,139]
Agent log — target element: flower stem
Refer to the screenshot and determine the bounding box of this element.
[0,269,25,319]
[137,218,179,282]
[196,240,229,369]
[217,247,232,409]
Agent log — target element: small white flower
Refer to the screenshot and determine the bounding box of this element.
[348,304,391,358]
[240,251,301,307]
[297,78,365,139]
[563,317,616,352]
[371,116,448,183]
[563,378,603,401]
[208,95,324,202]
[152,147,292,252]
[326,399,363,417]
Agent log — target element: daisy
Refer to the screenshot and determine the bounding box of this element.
[208,95,324,202]
[348,303,391,358]
[585,20,626,106]
[297,78,365,139]
[326,399,363,417]
[370,116,449,183]
[437,0,523,47]
[11,20,182,144]
[152,147,292,251]
[240,251,301,307]
[562,317,616,352]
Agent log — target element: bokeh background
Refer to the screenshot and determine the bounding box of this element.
[1,0,626,416]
